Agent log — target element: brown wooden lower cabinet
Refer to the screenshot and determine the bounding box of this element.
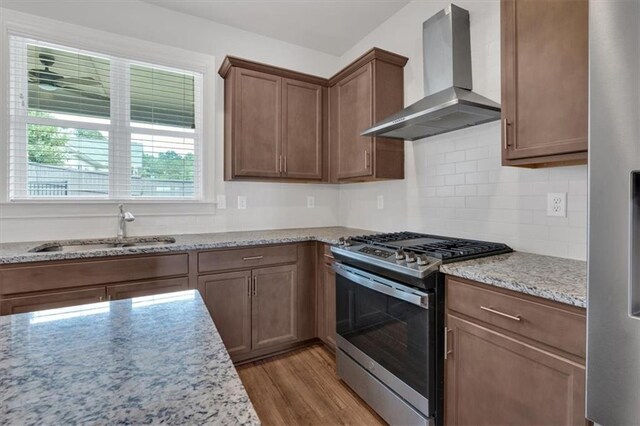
[0,287,106,315]
[445,276,587,426]
[197,244,312,362]
[106,277,190,301]
[252,264,298,350]
[316,244,336,350]
[199,271,253,358]
[445,313,585,426]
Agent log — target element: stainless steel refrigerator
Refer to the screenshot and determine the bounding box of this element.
[588,0,640,424]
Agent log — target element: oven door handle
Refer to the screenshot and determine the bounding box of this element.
[333,263,431,310]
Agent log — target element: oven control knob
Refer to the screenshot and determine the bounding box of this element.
[395,249,405,260]
[405,251,417,263]
[417,255,430,266]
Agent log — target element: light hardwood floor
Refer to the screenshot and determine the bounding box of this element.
[237,344,386,426]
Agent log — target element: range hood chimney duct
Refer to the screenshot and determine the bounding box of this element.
[361,4,501,141]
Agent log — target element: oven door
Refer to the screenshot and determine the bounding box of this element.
[334,262,435,417]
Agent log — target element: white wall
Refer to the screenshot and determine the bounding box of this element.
[337,0,588,260]
[0,1,341,243]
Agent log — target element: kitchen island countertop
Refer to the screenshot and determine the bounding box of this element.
[0,290,260,425]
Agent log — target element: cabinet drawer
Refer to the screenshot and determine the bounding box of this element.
[198,245,297,273]
[106,277,190,301]
[446,277,586,358]
[0,253,189,296]
[0,287,106,316]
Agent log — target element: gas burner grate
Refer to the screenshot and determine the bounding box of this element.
[350,232,511,262]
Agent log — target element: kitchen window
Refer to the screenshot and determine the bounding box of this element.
[8,35,203,200]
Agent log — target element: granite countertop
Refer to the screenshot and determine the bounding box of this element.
[0,290,260,425]
[0,226,372,264]
[440,252,587,308]
[0,226,586,308]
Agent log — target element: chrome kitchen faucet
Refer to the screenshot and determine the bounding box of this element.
[117,204,135,240]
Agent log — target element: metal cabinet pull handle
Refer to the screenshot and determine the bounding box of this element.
[444,327,453,360]
[480,305,521,321]
[243,255,263,261]
[247,277,251,297]
[99,296,103,302]
[278,155,282,174]
[284,156,287,174]
[364,150,370,169]
[252,276,257,297]
[502,118,511,149]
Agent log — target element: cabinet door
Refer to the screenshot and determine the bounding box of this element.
[199,271,252,358]
[316,244,336,349]
[445,313,586,426]
[333,63,373,180]
[320,261,337,350]
[0,287,106,316]
[502,0,588,163]
[106,277,189,301]
[282,78,323,180]
[252,264,298,350]
[234,68,282,177]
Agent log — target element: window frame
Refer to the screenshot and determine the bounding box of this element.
[0,10,215,204]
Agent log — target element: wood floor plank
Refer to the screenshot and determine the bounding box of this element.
[237,344,386,426]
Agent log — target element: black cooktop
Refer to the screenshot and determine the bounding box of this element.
[350,231,512,263]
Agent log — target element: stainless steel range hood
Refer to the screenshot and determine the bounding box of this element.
[361,4,500,141]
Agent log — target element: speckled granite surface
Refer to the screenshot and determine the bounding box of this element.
[0,227,586,307]
[0,290,260,425]
[0,227,372,264]
[441,252,587,308]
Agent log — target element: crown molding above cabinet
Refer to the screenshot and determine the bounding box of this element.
[218,48,408,183]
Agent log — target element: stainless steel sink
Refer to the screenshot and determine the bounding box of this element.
[29,237,176,253]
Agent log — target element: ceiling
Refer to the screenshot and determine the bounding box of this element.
[140,0,411,56]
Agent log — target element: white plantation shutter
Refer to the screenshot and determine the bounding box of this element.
[8,35,203,200]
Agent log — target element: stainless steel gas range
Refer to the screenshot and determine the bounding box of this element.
[331,232,511,426]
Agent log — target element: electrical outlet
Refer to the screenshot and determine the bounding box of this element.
[216,194,227,209]
[237,195,247,210]
[377,195,384,210]
[307,196,315,209]
[547,192,567,217]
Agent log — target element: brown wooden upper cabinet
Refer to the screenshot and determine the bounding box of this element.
[329,49,407,182]
[501,0,588,167]
[220,57,326,182]
[219,48,408,183]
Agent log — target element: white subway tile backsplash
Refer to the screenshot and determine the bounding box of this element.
[465,171,490,184]
[455,185,477,196]
[446,151,466,163]
[436,186,456,197]
[465,146,493,161]
[445,174,466,186]
[338,122,588,260]
[455,161,477,174]
[436,164,456,175]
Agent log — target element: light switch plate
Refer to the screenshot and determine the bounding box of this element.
[307,196,315,208]
[547,192,567,217]
[237,195,247,210]
[216,194,226,209]
[377,195,384,210]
